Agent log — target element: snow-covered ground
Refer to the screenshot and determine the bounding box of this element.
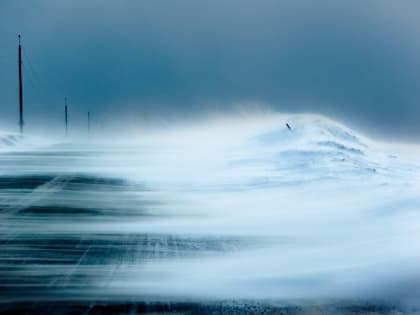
[0,131,55,152]
[0,132,25,150]
[1,113,420,313]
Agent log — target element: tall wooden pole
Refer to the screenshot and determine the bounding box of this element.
[87,111,90,133]
[65,97,68,136]
[18,35,24,133]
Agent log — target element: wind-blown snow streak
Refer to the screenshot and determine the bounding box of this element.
[1,114,420,311]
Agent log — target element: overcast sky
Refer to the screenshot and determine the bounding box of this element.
[1,0,420,140]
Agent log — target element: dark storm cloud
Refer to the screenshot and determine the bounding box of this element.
[1,0,420,139]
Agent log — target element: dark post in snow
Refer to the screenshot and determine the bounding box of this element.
[88,111,90,133]
[65,97,68,136]
[18,35,24,133]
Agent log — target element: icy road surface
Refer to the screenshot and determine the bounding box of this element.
[1,114,420,314]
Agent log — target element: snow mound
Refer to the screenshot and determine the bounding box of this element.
[226,115,413,187]
[0,132,25,150]
[0,131,54,152]
[252,115,367,150]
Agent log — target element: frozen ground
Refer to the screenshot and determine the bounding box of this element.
[1,114,420,314]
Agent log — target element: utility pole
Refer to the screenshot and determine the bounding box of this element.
[64,97,68,136]
[18,35,24,133]
[87,111,90,133]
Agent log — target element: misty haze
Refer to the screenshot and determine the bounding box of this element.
[1,1,420,315]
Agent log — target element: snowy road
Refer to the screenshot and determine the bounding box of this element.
[1,115,420,314]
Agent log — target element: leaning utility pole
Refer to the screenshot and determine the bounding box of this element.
[64,97,68,136]
[18,35,24,133]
